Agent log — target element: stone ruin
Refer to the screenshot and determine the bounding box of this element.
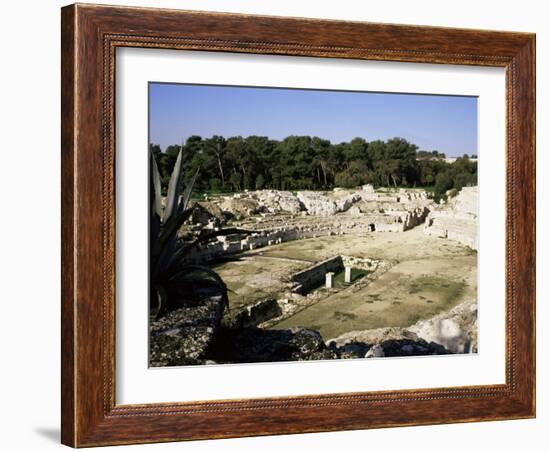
[288,254,381,295]
[154,186,479,366]
[327,297,477,356]
[184,185,439,263]
[224,255,386,331]
[290,255,344,294]
[424,186,478,250]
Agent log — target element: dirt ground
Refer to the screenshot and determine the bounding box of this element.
[211,227,477,340]
[210,254,311,311]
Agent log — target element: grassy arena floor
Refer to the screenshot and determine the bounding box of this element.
[211,227,477,340]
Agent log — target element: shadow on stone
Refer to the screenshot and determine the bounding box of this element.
[211,327,338,363]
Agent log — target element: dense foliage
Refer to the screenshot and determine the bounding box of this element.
[150,149,246,318]
[151,135,477,200]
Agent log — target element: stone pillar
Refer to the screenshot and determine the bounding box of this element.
[344,266,352,284]
[325,272,334,289]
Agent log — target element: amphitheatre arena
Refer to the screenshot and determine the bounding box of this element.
[150,184,479,366]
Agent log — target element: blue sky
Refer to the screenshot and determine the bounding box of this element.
[149,83,477,157]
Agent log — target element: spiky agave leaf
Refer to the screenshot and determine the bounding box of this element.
[151,168,203,277]
[151,285,168,320]
[168,264,229,309]
[151,151,164,218]
[149,154,161,251]
[150,207,194,273]
[179,167,200,215]
[149,149,248,318]
[163,148,184,222]
[152,265,230,316]
[169,265,227,287]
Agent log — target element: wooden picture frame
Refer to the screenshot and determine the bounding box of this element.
[61,3,536,447]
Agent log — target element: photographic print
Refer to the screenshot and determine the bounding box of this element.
[61,6,536,444]
[148,83,479,367]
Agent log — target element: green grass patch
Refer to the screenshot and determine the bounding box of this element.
[333,311,357,321]
[333,268,370,286]
[407,313,422,324]
[407,276,465,307]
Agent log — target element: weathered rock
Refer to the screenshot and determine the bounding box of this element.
[348,206,362,216]
[334,341,371,359]
[252,190,303,214]
[222,298,282,329]
[328,299,477,356]
[371,339,449,357]
[330,336,449,358]
[297,191,338,216]
[149,295,225,366]
[211,327,338,363]
[150,294,461,365]
[334,193,362,212]
[329,326,419,347]
[365,344,385,358]
[188,201,225,226]
[328,334,449,358]
[218,197,261,218]
[425,186,478,250]
[409,299,478,353]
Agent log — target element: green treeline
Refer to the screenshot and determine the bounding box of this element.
[150,135,477,200]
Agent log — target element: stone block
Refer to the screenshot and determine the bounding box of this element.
[345,266,352,283]
[326,272,335,289]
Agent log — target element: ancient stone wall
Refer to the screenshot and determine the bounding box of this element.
[290,256,344,294]
[188,205,432,263]
[341,255,379,271]
[207,187,432,219]
[424,186,478,250]
[222,298,282,329]
[296,191,338,216]
[185,186,435,263]
[251,190,303,214]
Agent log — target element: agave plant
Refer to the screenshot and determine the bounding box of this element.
[150,149,244,319]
